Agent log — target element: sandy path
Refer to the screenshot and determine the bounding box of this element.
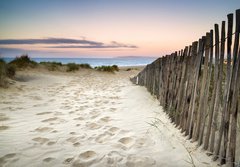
[0,69,217,167]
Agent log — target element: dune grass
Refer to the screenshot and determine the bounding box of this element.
[66,63,92,72]
[9,55,37,68]
[79,63,92,69]
[95,65,119,72]
[66,63,79,72]
[0,59,16,87]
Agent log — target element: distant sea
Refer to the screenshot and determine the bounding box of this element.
[3,57,157,67]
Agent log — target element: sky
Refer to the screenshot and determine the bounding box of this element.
[0,0,239,58]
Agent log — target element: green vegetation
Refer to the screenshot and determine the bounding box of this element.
[79,63,92,69]
[0,59,6,87]
[40,62,91,71]
[66,63,79,72]
[9,55,37,68]
[112,65,119,71]
[0,59,16,87]
[40,61,62,71]
[95,65,119,72]
[40,61,62,66]
[6,64,16,78]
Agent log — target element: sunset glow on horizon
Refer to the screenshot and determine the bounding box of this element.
[0,0,240,58]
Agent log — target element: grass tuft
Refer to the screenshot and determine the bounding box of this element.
[0,59,16,87]
[95,65,119,72]
[66,63,79,72]
[9,55,37,68]
[79,63,92,69]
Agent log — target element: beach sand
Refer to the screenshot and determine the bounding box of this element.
[0,67,218,167]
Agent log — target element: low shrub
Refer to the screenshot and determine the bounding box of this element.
[0,59,7,87]
[0,59,16,87]
[79,63,92,69]
[9,55,37,68]
[95,65,119,72]
[112,65,119,71]
[66,63,79,72]
[6,64,16,78]
[40,61,62,66]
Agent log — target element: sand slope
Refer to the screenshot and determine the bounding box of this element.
[0,69,218,167]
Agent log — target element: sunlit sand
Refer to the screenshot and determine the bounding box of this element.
[0,67,217,166]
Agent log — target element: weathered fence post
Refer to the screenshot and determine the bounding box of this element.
[227,9,240,167]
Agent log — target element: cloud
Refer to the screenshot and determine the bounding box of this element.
[0,38,138,49]
[0,47,64,55]
[47,41,137,49]
[47,45,137,49]
[0,38,103,45]
[0,47,25,53]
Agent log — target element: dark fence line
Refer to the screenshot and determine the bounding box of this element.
[131,9,240,167]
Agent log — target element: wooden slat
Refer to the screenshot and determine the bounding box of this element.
[227,9,240,167]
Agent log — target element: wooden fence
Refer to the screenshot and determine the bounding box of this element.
[131,9,240,167]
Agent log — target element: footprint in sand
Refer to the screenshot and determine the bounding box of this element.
[54,112,64,116]
[89,110,99,115]
[35,127,53,132]
[0,153,18,166]
[42,117,66,125]
[42,117,58,122]
[66,137,82,145]
[103,100,109,104]
[109,108,117,112]
[0,113,9,121]
[79,151,97,160]
[109,127,119,133]
[43,157,55,162]
[60,105,73,110]
[99,116,111,123]
[73,117,84,121]
[86,123,101,130]
[47,141,56,146]
[105,151,125,165]
[111,101,116,105]
[32,137,49,144]
[72,151,98,167]
[63,157,74,164]
[31,96,42,100]
[76,124,81,127]
[108,127,119,135]
[51,130,58,133]
[78,106,85,110]
[36,112,52,115]
[0,125,9,131]
[33,103,48,107]
[112,137,134,151]
[91,114,100,119]
[134,138,155,148]
[73,142,81,147]
[118,137,134,146]
[95,132,112,143]
[49,99,55,102]
[70,132,77,135]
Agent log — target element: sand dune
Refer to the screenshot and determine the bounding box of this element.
[0,68,218,167]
